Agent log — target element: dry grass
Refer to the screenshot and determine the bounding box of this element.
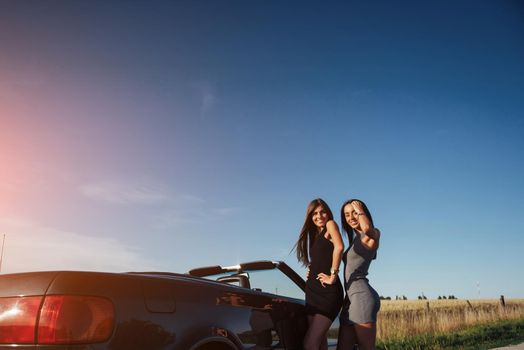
[377,299,524,341]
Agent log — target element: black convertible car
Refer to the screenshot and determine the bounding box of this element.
[0,260,325,350]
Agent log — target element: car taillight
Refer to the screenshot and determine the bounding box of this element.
[0,296,43,343]
[0,295,114,345]
[38,295,114,344]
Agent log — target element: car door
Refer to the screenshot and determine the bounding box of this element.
[241,267,307,349]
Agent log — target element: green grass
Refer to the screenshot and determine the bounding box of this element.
[377,318,524,350]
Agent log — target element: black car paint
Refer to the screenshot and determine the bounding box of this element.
[0,261,309,350]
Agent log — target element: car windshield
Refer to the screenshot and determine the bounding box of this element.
[201,269,304,300]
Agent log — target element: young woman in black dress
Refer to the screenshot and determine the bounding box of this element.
[295,198,344,350]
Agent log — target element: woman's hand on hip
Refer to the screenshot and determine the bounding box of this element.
[316,272,337,287]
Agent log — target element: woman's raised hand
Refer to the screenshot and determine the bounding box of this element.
[351,200,365,216]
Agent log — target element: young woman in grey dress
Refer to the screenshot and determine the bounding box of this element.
[337,199,381,350]
[295,198,344,350]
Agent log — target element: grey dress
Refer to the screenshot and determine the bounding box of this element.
[339,231,380,325]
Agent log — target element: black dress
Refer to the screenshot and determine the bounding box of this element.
[305,228,343,321]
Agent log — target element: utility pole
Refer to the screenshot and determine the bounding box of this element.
[0,234,5,274]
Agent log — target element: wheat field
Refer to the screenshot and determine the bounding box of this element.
[376,299,524,341]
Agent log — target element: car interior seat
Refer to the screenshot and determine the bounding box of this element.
[216,273,251,289]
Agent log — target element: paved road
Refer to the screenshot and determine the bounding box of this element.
[491,343,524,350]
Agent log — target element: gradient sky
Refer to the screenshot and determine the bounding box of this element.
[1,1,523,300]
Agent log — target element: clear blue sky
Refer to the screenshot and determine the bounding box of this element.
[0,0,523,299]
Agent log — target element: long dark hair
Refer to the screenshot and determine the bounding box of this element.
[294,198,334,266]
[340,199,374,246]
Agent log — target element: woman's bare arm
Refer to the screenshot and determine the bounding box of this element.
[352,201,380,250]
